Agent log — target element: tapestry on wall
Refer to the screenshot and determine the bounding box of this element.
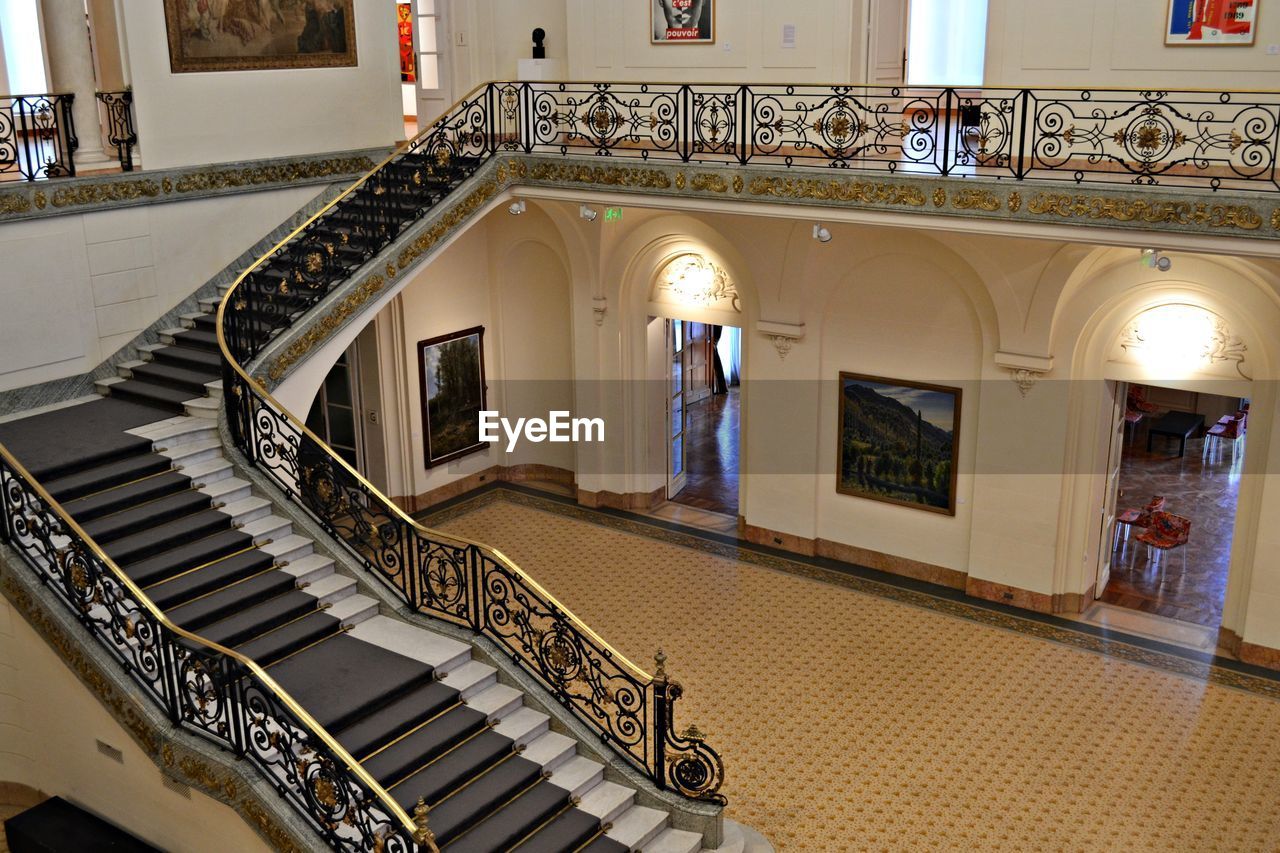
[163,0,358,73]
[418,327,488,468]
[836,373,961,516]
[652,0,715,43]
[1166,0,1257,45]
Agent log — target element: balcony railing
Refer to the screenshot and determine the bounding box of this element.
[96,90,137,172]
[0,93,77,181]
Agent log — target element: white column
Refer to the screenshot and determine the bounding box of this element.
[39,0,113,168]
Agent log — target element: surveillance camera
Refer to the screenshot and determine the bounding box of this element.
[579,204,598,222]
[813,223,832,243]
[508,200,526,215]
[1156,256,1172,272]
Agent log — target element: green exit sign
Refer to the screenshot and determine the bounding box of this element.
[604,207,623,222]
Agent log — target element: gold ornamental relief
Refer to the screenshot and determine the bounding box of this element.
[1026,192,1262,231]
[0,193,32,214]
[747,175,927,207]
[690,173,729,193]
[51,179,162,208]
[268,274,386,381]
[951,188,1002,212]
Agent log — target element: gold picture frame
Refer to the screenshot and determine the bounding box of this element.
[163,0,358,73]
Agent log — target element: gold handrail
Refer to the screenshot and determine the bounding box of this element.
[215,82,654,686]
[0,441,427,847]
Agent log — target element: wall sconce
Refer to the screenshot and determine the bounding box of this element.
[579,204,598,222]
[508,200,526,215]
[812,223,832,243]
[1142,248,1171,271]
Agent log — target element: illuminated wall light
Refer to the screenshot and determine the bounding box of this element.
[656,253,740,311]
[1129,304,1217,376]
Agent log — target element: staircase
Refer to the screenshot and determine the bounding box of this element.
[0,297,717,852]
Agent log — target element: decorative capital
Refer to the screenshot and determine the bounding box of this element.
[769,335,795,360]
[1010,367,1043,397]
[592,295,608,326]
[757,320,805,361]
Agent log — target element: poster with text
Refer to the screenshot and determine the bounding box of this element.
[1166,0,1257,45]
[652,0,715,43]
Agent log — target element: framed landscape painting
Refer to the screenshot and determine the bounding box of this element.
[418,327,488,468]
[1166,0,1257,45]
[163,0,358,73]
[652,0,715,43]
[837,373,961,516]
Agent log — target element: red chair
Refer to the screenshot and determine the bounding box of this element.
[1113,496,1166,556]
[1133,511,1192,572]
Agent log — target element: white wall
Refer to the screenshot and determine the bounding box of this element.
[986,0,1280,87]
[118,3,403,169]
[0,185,322,392]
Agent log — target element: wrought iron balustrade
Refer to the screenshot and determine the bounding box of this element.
[0,446,427,852]
[0,92,77,181]
[96,90,137,172]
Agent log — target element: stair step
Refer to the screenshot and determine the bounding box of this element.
[241,515,293,544]
[440,781,571,852]
[335,677,463,760]
[103,509,231,565]
[507,804,607,853]
[156,437,223,466]
[129,416,215,447]
[146,548,277,611]
[108,379,195,414]
[197,475,250,505]
[80,490,212,544]
[438,659,497,700]
[491,706,550,749]
[193,588,318,646]
[180,457,233,486]
[61,471,192,522]
[45,453,173,502]
[126,362,220,396]
[150,343,222,372]
[218,495,274,527]
[347,615,471,672]
[644,828,704,853]
[547,755,605,799]
[577,780,636,825]
[424,754,549,845]
[167,571,302,631]
[521,731,577,773]
[121,528,255,587]
[258,533,313,564]
[268,635,436,731]
[465,683,525,723]
[302,573,357,606]
[183,396,220,420]
[235,610,341,666]
[607,806,669,850]
[277,552,334,586]
[364,703,489,787]
[168,328,220,352]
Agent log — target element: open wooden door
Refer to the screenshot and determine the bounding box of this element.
[667,319,688,499]
[866,0,909,87]
[1096,380,1127,597]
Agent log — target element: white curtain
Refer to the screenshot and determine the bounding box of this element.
[906,0,989,87]
[717,325,742,386]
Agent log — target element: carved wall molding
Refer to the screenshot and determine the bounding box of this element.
[757,321,805,361]
[654,253,740,313]
[1025,192,1263,232]
[1116,303,1250,379]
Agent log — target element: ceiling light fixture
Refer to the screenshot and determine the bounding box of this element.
[813,223,832,243]
[580,204,599,222]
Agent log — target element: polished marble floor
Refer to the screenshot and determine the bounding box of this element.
[672,387,739,516]
[433,489,1280,851]
[1100,419,1241,628]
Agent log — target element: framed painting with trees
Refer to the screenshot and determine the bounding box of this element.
[418,327,487,468]
[836,372,961,515]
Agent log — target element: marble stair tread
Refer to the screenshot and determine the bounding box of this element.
[577,780,635,824]
[326,593,378,626]
[519,731,577,772]
[346,615,472,672]
[546,755,604,798]
[465,683,525,722]
[183,396,220,419]
[606,806,669,850]
[216,495,273,525]
[156,437,223,464]
[490,705,549,746]
[196,475,250,504]
[644,828,703,853]
[277,553,335,584]
[438,659,497,699]
[126,417,214,444]
[94,376,127,395]
[179,457,233,484]
[239,514,293,541]
[300,572,357,605]
[257,534,314,562]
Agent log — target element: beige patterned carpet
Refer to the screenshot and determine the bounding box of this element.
[431,491,1280,852]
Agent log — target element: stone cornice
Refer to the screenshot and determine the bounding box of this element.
[0,553,316,853]
[0,146,392,223]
